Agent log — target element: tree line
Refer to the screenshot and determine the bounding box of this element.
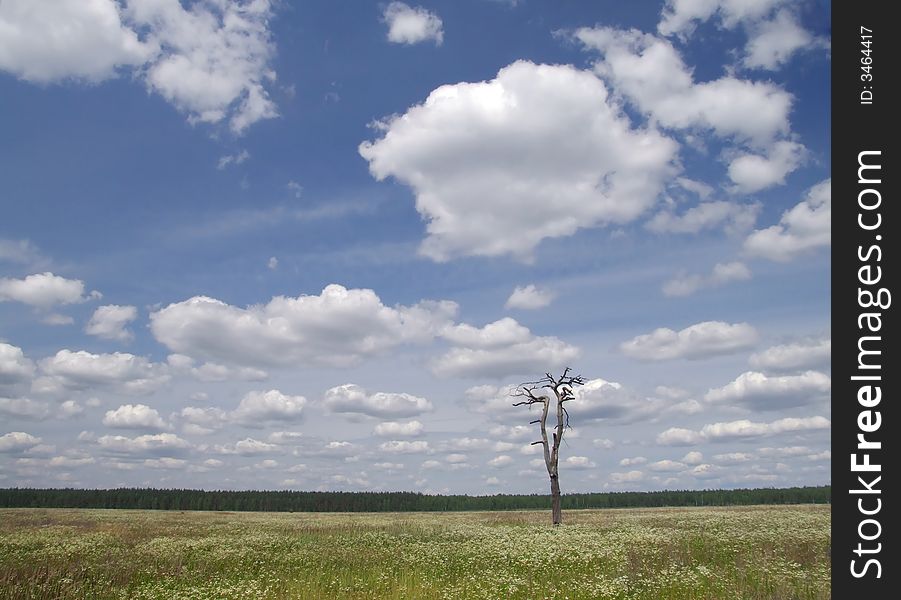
[0,486,829,512]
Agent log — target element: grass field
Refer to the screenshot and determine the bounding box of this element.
[0,505,830,599]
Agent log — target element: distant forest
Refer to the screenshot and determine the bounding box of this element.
[0,486,829,512]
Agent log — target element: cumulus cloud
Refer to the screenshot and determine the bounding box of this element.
[620,321,758,361]
[0,431,42,453]
[324,384,432,418]
[656,415,830,445]
[681,451,704,465]
[565,456,596,469]
[705,370,831,410]
[85,305,138,342]
[749,338,831,372]
[504,285,555,310]
[213,437,278,455]
[167,354,268,382]
[619,456,647,467]
[150,284,458,368]
[374,420,424,437]
[382,2,443,46]
[38,350,169,394]
[610,470,644,484]
[0,343,35,385]
[568,378,664,423]
[0,0,154,82]
[0,397,52,420]
[573,27,792,145]
[0,272,99,310]
[744,178,831,261]
[646,201,759,235]
[662,261,752,297]
[648,459,686,472]
[432,318,579,378]
[0,0,279,133]
[488,455,513,468]
[360,60,678,261]
[742,9,818,70]
[727,141,807,193]
[103,404,169,430]
[97,432,190,456]
[379,440,430,454]
[230,389,307,425]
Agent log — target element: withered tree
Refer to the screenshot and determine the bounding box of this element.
[512,367,586,526]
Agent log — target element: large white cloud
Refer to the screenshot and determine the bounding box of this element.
[103,404,169,430]
[567,378,664,423]
[85,305,138,342]
[749,338,831,372]
[230,389,306,425]
[0,0,279,133]
[97,432,190,456]
[727,141,807,194]
[323,384,432,418]
[432,318,579,378]
[0,431,42,453]
[0,343,35,385]
[656,415,830,445]
[150,284,458,368]
[573,27,793,145]
[360,60,678,261]
[382,2,443,46]
[0,272,99,310]
[620,321,758,361]
[744,178,831,261]
[742,9,816,70]
[704,370,831,410]
[0,0,154,82]
[38,350,169,394]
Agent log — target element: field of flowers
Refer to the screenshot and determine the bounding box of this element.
[0,505,829,599]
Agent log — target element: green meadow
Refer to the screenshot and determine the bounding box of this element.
[0,505,829,599]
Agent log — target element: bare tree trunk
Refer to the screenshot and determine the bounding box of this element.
[550,474,562,525]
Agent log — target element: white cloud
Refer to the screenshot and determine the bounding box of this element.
[217,149,250,170]
[41,313,75,326]
[743,9,816,70]
[657,415,830,445]
[504,285,556,310]
[727,141,806,193]
[379,440,430,454]
[166,354,267,382]
[0,0,278,133]
[594,438,615,449]
[267,256,279,270]
[382,2,444,46]
[0,0,155,82]
[658,0,787,37]
[324,384,432,418]
[744,178,831,261]
[0,238,45,267]
[619,456,647,467]
[103,404,168,430]
[646,201,759,234]
[150,284,458,368]
[681,451,704,465]
[573,27,792,145]
[713,452,754,464]
[489,425,534,442]
[126,0,278,133]
[620,321,758,361]
[97,432,190,456]
[374,420,424,437]
[663,261,752,297]
[610,470,644,484]
[85,305,138,342]
[360,60,678,261]
[0,397,51,420]
[230,389,306,425]
[144,457,187,470]
[38,350,169,394]
[432,318,579,378]
[0,343,35,385]
[214,437,278,456]
[0,272,99,310]
[559,456,593,470]
[568,378,663,423]
[749,338,831,372]
[0,431,42,453]
[648,459,686,472]
[488,455,513,468]
[705,370,831,410]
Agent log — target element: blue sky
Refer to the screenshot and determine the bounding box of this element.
[1,0,830,493]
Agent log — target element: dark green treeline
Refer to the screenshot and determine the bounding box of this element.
[0,486,829,512]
